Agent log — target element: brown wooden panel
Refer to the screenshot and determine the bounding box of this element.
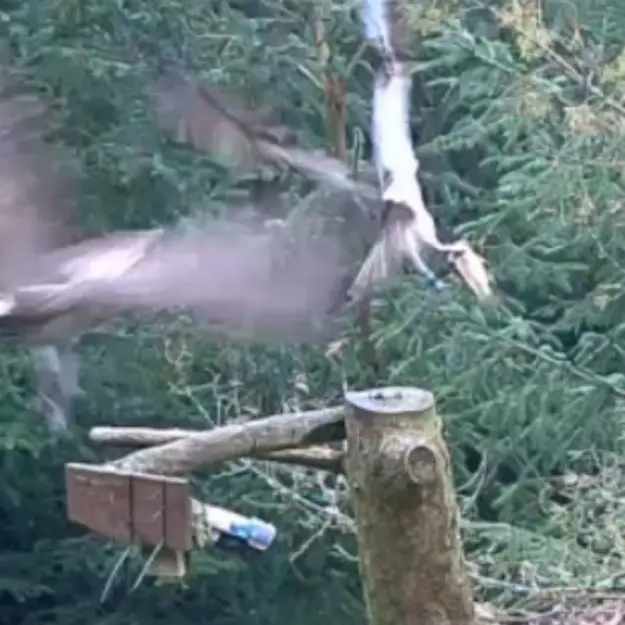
[130,473,165,547]
[66,463,132,542]
[164,479,193,551]
[66,464,192,551]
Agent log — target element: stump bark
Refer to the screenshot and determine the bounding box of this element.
[344,386,475,625]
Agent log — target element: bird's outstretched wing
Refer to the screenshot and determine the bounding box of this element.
[0,66,353,346]
[0,218,350,345]
[0,69,356,433]
[152,69,372,195]
[0,68,79,292]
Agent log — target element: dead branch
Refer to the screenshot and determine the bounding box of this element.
[105,406,346,475]
[90,426,345,473]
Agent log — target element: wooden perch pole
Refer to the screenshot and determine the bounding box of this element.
[80,386,475,616]
[106,406,345,474]
[90,426,344,473]
[315,17,347,161]
[66,406,346,581]
[344,386,475,625]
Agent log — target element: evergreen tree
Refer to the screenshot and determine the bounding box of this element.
[0,0,625,621]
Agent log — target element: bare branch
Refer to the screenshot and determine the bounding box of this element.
[90,426,345,473]
[250,446,344,472]
[91,426,207,446]
[104,406,346,475]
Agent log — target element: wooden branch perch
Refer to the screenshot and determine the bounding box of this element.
[71,385,476,621]
[344,387,476,625]
[90,426,345,473]
[105,406,346,475]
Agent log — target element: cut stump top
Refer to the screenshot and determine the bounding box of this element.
[345,387,435,416]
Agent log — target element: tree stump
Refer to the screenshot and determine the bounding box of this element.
[344,386,475,625]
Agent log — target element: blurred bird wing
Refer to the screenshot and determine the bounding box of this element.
[153,70,265,171]
[0,68,79,291]
[152,69,374,194]
[0,220,348,344]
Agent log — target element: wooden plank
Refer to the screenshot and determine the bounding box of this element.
[66,464,192,551]
[66,463,132,542]
[130,473,165,547]
[164,479,193,551]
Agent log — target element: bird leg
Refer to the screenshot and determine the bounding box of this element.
[30,341,83,433]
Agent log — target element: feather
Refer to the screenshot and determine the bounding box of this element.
[0,67,85,431]
[0,69,79,291]
[0,218,349,345]
[152,69,372,195]
[153,70,274,172]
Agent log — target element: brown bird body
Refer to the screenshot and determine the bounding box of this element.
[0,67,372,343]
[0,68,361,431]
[0,59,492,432]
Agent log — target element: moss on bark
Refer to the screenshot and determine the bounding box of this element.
[345,386,475,625]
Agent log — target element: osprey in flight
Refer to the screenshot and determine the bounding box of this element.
[0,0,493,430]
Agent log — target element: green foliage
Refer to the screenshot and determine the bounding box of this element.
[0,0,625,621]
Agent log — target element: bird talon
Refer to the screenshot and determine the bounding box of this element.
[425,275,445,290]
